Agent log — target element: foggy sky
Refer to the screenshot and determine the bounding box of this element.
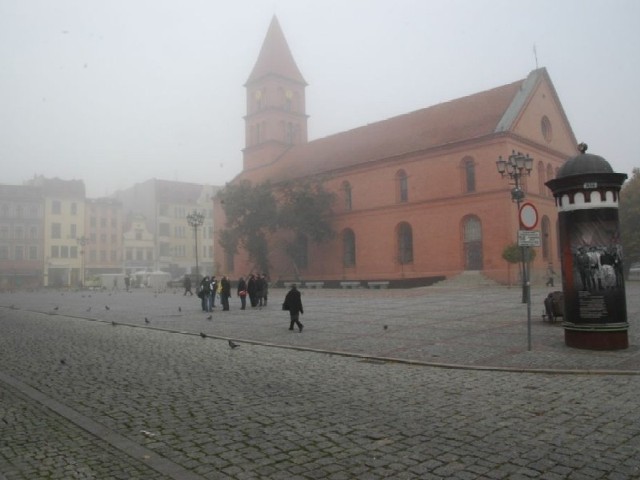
[1,0,639,197]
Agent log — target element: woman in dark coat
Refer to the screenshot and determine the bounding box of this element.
[247,274,258,307]
[283,284,304,332]
[237,277,247,310]
[220,275,231,311]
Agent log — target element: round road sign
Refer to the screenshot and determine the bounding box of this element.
[519,202,538,230]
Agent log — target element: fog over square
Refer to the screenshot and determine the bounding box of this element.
[1,0,638,196]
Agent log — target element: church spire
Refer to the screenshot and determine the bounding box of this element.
[243,16,308,171]
[246,16,306,86]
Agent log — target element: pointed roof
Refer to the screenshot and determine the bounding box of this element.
[236,68,571,184]
[246,16,306,86]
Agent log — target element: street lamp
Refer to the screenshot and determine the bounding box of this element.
[76,236,90,288]
[186,210,205,280]
[496,150,534,303]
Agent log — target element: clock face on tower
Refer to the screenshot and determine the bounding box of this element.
[285,90,293,99]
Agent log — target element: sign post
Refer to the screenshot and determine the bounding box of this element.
[518,202,539,351]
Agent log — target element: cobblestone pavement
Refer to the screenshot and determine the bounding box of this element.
[1,283,639,479]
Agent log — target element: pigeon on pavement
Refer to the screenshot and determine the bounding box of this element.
[228,340,239,349]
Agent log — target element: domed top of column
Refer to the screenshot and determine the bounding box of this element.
[557,143,614,178]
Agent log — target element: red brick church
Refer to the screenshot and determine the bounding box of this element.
[213,16,578,286]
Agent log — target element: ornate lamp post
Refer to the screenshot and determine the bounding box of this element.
[496,151,534,304]
[76,236,90,288]
[186,210,205,280]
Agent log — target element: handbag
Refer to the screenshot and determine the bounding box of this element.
[282,302,289,311]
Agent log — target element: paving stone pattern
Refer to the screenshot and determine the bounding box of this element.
[0,284,639,479]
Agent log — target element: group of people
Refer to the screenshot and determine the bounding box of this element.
[185,273,305,332]
[196,275,231,312]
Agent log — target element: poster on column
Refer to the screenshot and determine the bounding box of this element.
[560,208,626,325]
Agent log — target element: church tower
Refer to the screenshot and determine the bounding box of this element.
[243,16,308,171]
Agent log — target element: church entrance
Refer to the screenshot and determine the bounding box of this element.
[463,216,483,270]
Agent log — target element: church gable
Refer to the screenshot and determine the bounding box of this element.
[501,69,577,156]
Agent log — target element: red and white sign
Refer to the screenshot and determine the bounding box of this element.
[519,202,538,230]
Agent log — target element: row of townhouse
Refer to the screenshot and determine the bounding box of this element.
[0,177,219,289]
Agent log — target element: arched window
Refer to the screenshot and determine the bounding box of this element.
[462,157,476,193]
[285,122,295,144]
[463,215,483,270]
[342,229,356,267]
[396,170,408,203]
[224,250,234,273]
[546,164,554,196]
[538,161,546,195]
[541,216,551,260]
[397,222,413,264]
[342,181,352,211]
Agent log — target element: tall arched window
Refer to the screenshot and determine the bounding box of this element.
[462,157,476,193]
[463,215,483,270]
[342,229,356,267]
[397,222,413,264]
[396,170,408,203]
[538,161,546,195]
[342,181,352,211]
[541,215,551,260]
[546,164,554,196]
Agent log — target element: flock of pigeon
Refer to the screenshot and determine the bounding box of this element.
[37,296,242,369]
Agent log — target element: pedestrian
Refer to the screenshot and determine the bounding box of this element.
[247,274,258,307]
[124,274,131,292]
[199,276,212,312]
[220,275,231,311]
[256,274,265,307]
[545,263,556,287]
[210,276,218,308]
[283,284,304,332]
[183,275,193,296]
[261,273,269,306]
[237,276,247,310]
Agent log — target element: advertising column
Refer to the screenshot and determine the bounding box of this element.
[546,144,628,350]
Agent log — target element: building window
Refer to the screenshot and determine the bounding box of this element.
[541,115,553,143]
[546,164,554,196]
[462,157,476,193]
[285,122,295,144]
[342,229,356,267]
[51,223,61,239]
[541,216,551,260]
[396,170,408,203]
[397,222,413,264]
[70,224,77,239]
[342,181,352,211]
[225,250,234,272]
[0,246,8,259]
[70,202,77,215]
[159,223,170,236]
[52,200,61,214]
[61,246,69,258]
[29,246,38,260]
[538,161,546,195]
[15,246,24,260]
